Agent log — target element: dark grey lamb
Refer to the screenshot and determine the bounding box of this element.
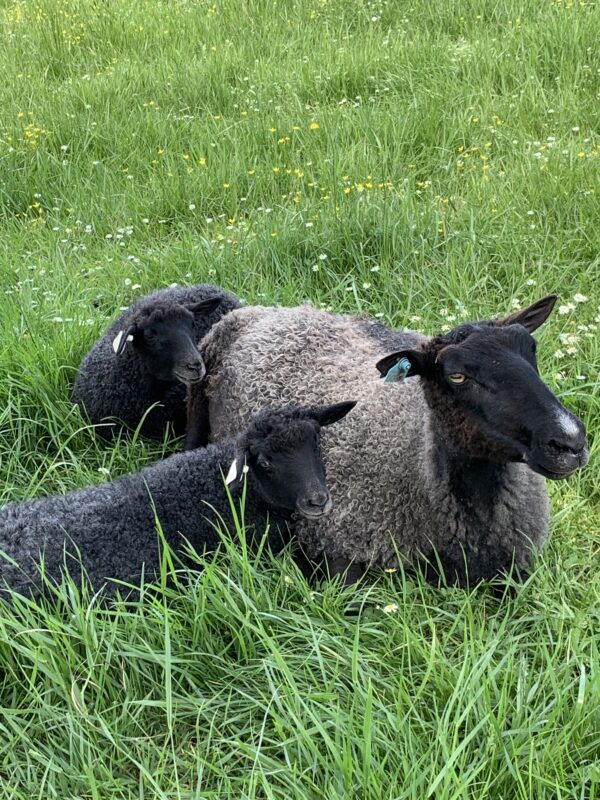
[188,296,588,587]
[0,402,356,599]
[72,284,241,440]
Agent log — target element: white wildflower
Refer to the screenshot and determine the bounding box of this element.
[558,303,575,314]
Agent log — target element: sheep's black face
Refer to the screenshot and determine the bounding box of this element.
[376,295,589,480]
[250,422,331,518]
[233,402,357,517]
[117,297,222,384]
[136,307,203,383]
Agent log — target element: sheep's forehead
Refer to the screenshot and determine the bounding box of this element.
[252,417,318,453]
[439,325,537,378]
[139,303,193,327]
[442,323,533,357]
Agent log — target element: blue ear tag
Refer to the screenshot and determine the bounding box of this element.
[384,357,412,384]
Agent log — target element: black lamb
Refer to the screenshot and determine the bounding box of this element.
[0,402,356,599]
[72,284,241,440]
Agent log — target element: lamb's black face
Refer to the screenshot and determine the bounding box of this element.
[376,296,589,480]
[250,421,331,517]
[137,307,202,383]
[115,297,221,384]
[233,402,357,518]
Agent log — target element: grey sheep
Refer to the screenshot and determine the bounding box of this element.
[0,402,356,599]
[188,296,588,586]
[72,284,241,440]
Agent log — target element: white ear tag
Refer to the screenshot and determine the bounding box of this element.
[112,331,134,354]
[225,458,238,486]
[112,331,124,353]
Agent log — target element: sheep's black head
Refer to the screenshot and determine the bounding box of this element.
[376,295,588,480]
[112,297,222,384]
[226,401,357,517]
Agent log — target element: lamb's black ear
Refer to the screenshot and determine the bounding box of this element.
[310,401,357,427]
[112,324,137,356]
[186,296,222,316]
[499,294,557,333]
[375,349,428,380]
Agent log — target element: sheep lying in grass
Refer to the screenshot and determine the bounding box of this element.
[0,401,356,599]
[188,296,588,586]
[72,284,241,440]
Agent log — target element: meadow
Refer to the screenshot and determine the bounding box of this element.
[0,0,599,796]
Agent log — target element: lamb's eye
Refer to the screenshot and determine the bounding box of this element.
[448,373,466,384]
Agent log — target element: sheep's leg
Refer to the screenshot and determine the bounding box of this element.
[327,555,365,586]
[293,549,365,586]
[185,383,211,449]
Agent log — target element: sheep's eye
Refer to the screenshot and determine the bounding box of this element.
[448,373,466,385]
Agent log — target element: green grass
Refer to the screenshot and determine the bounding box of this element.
[0,0,598,796]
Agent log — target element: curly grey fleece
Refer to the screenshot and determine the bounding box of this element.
[195,304,549,584]
[72,284,240,439]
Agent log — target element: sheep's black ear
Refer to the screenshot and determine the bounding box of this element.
[310,401,357,427]
[112,324,137,356]
[186,296,222,316]
[375,349,428,381]
[499,294,557,333]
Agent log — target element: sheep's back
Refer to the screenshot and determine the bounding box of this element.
[202,305,431,563]
[202,304,426,430]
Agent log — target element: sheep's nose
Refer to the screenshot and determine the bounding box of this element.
[175,357,205,384]
[546,415,587,456]
[307,490,330,509]
[296,488,332,519]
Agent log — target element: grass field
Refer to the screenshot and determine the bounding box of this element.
[0,0,599,796]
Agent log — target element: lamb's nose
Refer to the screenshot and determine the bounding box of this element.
[307,490,330,509]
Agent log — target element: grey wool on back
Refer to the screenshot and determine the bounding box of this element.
[72,284,241,439]
[193,304,550,585]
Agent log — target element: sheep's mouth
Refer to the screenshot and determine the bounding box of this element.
[527,460,581,480]
[296,497,333,519]
[526,443,589,480]
[173,370,204,385]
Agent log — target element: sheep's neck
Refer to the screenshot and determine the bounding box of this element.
[147,374,176,396]
[422,382,510,510]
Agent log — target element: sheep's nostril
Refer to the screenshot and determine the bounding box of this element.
[548,438,585,457]
[186,362,202,372]
[307,490,329,508]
